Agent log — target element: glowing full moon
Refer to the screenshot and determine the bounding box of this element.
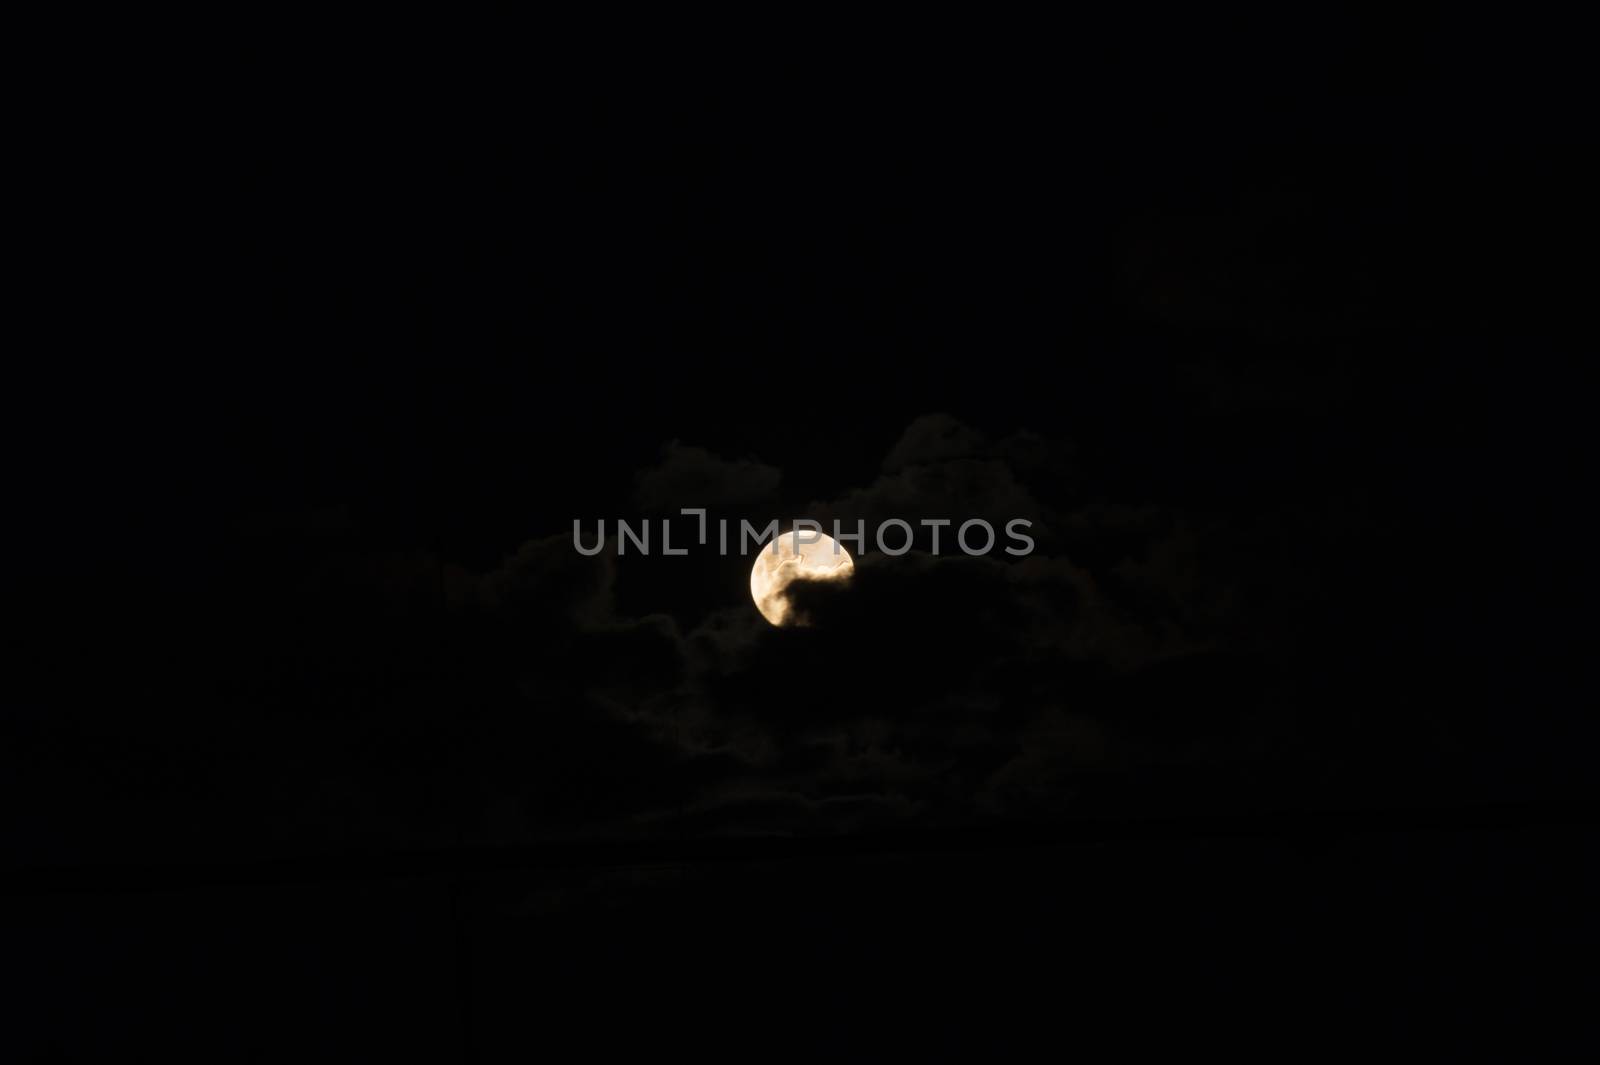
[749,529,855,627]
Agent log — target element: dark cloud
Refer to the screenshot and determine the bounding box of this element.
[17,402,1516,860]
[633,441,782,511]
[391,409,1296,839]
[806,457,1043,545]
[177,414,1170,844]
[881,412,988,472]
[537,413,1279,834]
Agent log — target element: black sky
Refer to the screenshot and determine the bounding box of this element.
[8,15,1597,1060]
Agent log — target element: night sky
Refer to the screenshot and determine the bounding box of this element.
[8,17,1597,1060]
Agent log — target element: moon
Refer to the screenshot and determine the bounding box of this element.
[749,529,855,627]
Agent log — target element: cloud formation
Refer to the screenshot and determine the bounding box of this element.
[48,415,1318,865]
[633,441,781,511]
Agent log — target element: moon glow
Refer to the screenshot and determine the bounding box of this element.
[749,530,855,627]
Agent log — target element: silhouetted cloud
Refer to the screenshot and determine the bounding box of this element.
[881,412,988,472]
[10,410,1372,857]
[633,441,781,511]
